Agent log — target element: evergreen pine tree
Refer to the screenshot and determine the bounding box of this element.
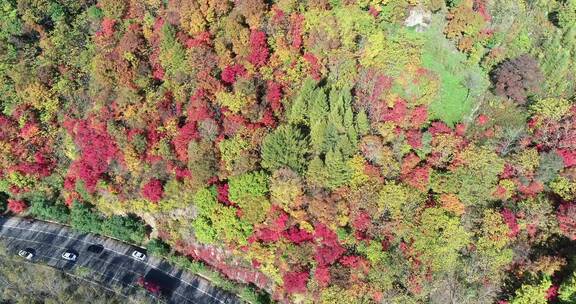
[261,125,309,173]
[288,79,315,125]
[306,156,327,188]
[310,119,327,154]
[308,87,328,125]
[324,148,352,189]
[356,109,370,136]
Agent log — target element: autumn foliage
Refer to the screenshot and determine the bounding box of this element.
[7,199,28,214]
[491,55,544,104]
[66,120,119,192]
[2,0,576,303]
[558,203,576,240]
[141,179,164,203]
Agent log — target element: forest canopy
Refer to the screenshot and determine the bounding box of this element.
[1,0,576,303]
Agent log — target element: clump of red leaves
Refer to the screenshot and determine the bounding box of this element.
[13,152,54,178]
[501,208,520,238]
[303,52,321,81]
[314,223,346,267]
[99,18,116,38]
[558,203,576,240]
[221,64,247,84]
[382,99,407,123]
[248,30,269,67]
[406,130,423,149]
[187,89,214,122]
[67,119,119,192]
[401,153,430,191]
[314,266,330,287]
[216,183,232,205]
[546,284,559,301]
[173,122,200,162]
[141,179,164,203]
[266,81,283,113]
[557,149,576,168]
[283,226,314,244]
[7,199,28,214]
[290,14,304,49]
[283,271,309,294]
[410,105,428,128]
[186,31,211,48]
[352,212,371,232]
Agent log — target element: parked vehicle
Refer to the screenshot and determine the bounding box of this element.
[86,244,104,254]
[137,277,161,295]
[131,250,146,261]
[18,249,34,260]
[62,251,77,261]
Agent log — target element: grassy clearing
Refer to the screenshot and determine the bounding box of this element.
[420,16,489,126]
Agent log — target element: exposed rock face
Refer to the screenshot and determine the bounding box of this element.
[405,7,432,32]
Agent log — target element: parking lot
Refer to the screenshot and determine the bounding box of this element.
[0,216,241,304]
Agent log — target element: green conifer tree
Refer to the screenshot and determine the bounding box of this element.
[356,109,370,136]
[261,125,309,173]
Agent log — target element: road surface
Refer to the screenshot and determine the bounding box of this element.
[0,216,243,304]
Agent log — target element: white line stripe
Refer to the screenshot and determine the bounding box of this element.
[4,235,201,304]
[1,234,206,304]
[0,223,229,304]
[17,258,135,301]
[3,237,161,301]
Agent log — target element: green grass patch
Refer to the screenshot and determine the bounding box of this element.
[422,52,471,126]
[420,15,489,126]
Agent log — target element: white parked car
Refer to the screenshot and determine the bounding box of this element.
[18,249,34,260]
[62,251,77,261]
[131,250,146,261]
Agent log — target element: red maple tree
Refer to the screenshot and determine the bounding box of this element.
[558,203,576,240]
[141,179,164,203]
[7,199,28,214]
[248,30,269,67]
[283,271,309,294]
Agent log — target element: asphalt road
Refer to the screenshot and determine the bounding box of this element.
[0,216,243,304]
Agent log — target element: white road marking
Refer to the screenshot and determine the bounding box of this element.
[0,223,232,304]
[1,235,197,302]
[5,239,160,300]
[18,258,136,302]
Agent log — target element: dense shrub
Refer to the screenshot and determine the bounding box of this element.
[7,199,27,214]
[28,198,70,223]
[147,238,171,256]
[491,55,544,104]
[101,215,147,244]
[70,202,103,233]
